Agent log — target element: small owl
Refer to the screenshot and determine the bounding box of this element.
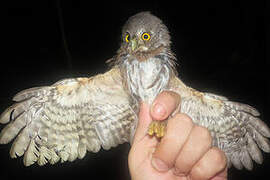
[0,12,269,172]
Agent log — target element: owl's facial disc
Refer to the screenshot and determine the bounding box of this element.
[125,32,150,53]
[120,12,171,61]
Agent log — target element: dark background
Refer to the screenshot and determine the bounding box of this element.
[1,0,269,179]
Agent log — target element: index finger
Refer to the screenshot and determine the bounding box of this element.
[151,91,181,121]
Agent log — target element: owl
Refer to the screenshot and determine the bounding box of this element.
[0,12,269,171]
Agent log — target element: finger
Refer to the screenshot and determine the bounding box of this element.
[151,114,194,172]
[174,126,212,175]
[129,102,159,175]
[211,167,228,180]
[151,91,181,121]
[190,147,227,180]
[132,102,153,145]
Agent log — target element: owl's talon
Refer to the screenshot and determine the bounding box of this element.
[148,121,167,138]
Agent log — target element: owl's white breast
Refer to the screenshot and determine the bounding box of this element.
[123,56,171,103]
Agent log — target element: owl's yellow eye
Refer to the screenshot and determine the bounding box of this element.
[125,34,130,43]
[142,32,151,41]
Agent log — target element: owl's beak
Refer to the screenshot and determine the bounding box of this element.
[131,39,137,51]
[130,39,148,52]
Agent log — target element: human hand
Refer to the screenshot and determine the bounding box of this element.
[128,91,227,180]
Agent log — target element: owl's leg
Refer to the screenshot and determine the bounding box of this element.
[147,90,181,138]
[148,120,167,138]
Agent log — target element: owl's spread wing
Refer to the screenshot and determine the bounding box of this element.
[0,68,135,166]
[169,77,270,170]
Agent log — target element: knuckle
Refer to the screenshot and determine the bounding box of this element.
[174,113,193,125]
[195,126,212,143]
[153,148,174,169]
[210,148,227,166]
[190,148,227,180]
[191,166,206,180]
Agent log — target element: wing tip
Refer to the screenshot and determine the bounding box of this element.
[12,86,50,102]
[0,106,13,124]
[225,101,260,117]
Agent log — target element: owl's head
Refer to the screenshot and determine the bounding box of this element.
[120,12,171,58]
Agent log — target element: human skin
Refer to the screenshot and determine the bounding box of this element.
[128,91,227,180]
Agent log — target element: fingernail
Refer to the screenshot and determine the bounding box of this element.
[151,158,169,172]
[152,103,166,118]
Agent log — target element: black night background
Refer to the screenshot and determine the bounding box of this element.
[1,0,269,179]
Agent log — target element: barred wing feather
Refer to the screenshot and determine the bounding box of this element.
[170,77,270,170]
[0,68,135,166]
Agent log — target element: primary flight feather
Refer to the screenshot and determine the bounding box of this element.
[0,12,269,170]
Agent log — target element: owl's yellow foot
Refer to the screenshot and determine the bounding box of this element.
[148,120,167,138]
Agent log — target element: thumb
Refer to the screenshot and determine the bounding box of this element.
[132,102,153,145]
[128,102,159,176]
